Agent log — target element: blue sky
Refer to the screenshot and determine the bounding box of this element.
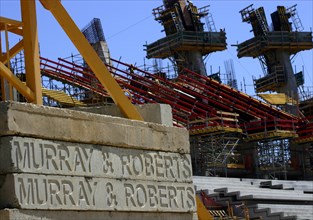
[1,0,312,96]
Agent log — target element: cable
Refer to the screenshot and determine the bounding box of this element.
[107,15,153,40]
[225,47,254,77]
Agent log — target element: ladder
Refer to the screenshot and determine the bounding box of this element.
[222,138,240,164]
[212,136,240,166]
[170,11,183,31]
[205,12,216,32]
[287,5,304,31]
[255,9,269,35]
[199,5,216,32]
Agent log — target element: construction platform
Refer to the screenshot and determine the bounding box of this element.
[237,32,313,58]
[146,31,227,59]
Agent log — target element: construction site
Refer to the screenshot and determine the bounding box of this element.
[0,0,312,219]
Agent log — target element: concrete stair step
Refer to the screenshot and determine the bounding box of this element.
[255,204,313,220]
[249,205,297,220]
[213,187,313,202]
[193,176,313,219]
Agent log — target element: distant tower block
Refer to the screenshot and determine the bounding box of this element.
[146,0,227,76]
[81,18,112,102]
[237,4,313,115]
[82,18,111,66]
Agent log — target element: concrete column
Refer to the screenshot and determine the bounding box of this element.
[275,50,299,115]
[178,51,207,76]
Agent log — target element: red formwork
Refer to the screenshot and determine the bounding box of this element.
[40,57,109,97]
[41,57,210,126]
[294,116,313,143]
[242,118,298,134]
[180,68,297,121]
[39,56,312,142]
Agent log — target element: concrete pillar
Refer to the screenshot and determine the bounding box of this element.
[91,41,111,66]
[240,141,260,178]
[275,50,299,115]
[2,79,18,101]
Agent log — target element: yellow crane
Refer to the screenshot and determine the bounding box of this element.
[0,0,143,121]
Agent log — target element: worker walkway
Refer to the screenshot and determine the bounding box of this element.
[42,88,86,107]
[146,31,227,59]
[237,32,313,58]
[22,80,86,107]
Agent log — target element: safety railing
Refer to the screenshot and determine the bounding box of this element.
[40,57,109,97]
[237,31,313,57]
[254,65,286,93]
[243,118,298,135]
[146,31,226,58]
[294,117,313,143]
[181,67,297,121]
[39,56,307,137]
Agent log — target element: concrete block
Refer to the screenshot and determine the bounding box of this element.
[0,173,197,212]
[72,103,173,126]
[0,136,193,182]
[0,209,198,220]
[0,102,189,153]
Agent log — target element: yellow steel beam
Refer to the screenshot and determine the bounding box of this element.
[0,25,23,36]
[0,62,35,101]
[0,16,23,27]
[6,27,23,36]
[39,0,143,121]
[244,130,298,142]
[258,93,298,105]
[189,126,242,136]
[0,17,23,36]
[21,0,42,105]
[0,29,4,101]
[196,196,214,220]
[0,40,24,64]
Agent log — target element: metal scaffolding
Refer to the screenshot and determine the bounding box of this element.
[81,18,106,44]
[3,1,312,180]
[257,139,291,180]
[147,0,226,76]
[191,133,241,177]
[237,4,313,115]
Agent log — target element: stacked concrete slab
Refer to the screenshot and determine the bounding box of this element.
[194,176,313,220]
[0,102,197,220]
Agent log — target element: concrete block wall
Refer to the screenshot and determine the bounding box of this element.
[72,103,173,127]
[0,102,197,220]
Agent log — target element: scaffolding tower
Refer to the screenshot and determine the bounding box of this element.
[146,0,226,76]
[237,4,313,115]
[82,18,112,66]
[237,4,313,180]
[191,134,242,177]
[224,59,238,90]
[257,139,291,180]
